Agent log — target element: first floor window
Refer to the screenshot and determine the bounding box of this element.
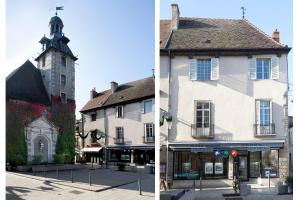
[260,101,270,126]
[145,123,155,137]
[61,74,66,88]
[116,127,124,139]
[196,102,210,128]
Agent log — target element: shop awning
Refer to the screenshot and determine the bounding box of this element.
[81,147,102,152]
[168,140,285,151]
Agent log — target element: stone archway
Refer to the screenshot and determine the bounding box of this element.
[33,135,49,162]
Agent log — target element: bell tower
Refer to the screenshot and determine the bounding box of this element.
[35,14,77,103]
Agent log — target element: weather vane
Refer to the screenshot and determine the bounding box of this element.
[241,6,246,19]
[55,6,64,16]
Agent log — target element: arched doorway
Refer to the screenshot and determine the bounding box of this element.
[33,135,49,162]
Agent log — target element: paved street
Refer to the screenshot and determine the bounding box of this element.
[6,170,154,200]
[180,188,293,200]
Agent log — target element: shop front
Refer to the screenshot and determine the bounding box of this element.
[169,141,284,182]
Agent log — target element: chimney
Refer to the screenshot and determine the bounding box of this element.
[111,81,118,94]
[171,4,180,30]
[90,87,97,99]
[272,29,280,43]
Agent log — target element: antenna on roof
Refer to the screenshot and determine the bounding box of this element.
[152,68,155,79]
[241,6,246,19]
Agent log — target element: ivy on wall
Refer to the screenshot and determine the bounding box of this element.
[6,96,76,166]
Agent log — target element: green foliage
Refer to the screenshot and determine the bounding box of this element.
[286,176,293,185]
[53,154,65,164]
[6,106,27,166]
[32,155,43,165]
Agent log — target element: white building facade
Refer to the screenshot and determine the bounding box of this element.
[160,4,291,186]
[80,77,155,165]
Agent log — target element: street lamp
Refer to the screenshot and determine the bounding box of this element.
[165,113,172,189]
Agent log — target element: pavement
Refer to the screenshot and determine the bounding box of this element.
[179,188,293,200]
[6,169,154,200]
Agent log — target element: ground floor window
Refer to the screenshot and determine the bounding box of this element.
[109,149,131,162]
[134,149,155,165]
[261,150,278,177]
[173,151,228,180]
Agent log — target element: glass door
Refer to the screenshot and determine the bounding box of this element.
[239,156,248,181]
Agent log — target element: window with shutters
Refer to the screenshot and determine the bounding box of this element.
[256,58,270,80]
[255,100,275,135]
[189,58,219,81]
[197,59,211,80]
[116,106,123,118]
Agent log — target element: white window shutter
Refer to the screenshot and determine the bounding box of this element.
[271,56,279,79]
[255,100,260,124]
[211,58,219,80]
[152,99,155,112]
[140,101,145,114]
[270,101,273,123]
[248,57,256,80]
[189,59,197,80]
[115,107,118,118]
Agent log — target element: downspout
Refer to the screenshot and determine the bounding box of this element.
[104,108,108,168]
[166,49,172,187]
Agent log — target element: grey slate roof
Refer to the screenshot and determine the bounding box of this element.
[80,77,155,112]
[6,60,50,105]
[35,34,77,61]
[161,17,288,50]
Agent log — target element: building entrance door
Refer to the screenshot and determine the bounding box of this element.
[239,156,248,181]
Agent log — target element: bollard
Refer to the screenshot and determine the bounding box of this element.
[268,174,270,190]
[56,168,59,179]
[71,170,73,183]
[194,179,196,189]
[89,172,91,186]
[200,177,202,191]
[138,178,142,195]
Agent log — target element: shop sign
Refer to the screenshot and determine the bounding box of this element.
[215,163,223,174]
[231,149,238,157]
[215,150,222,157]
[215,150,230,158]
[223,150,229,158]
[191,148,213,153]
[205,162,213,174]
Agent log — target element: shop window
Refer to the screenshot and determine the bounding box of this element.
[173,152,200,180]
[262,150,278,177]
[250,151,261,177]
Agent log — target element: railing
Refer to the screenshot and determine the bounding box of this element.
[191,124,214,138]
[114,137,124,144]
[254,123,275,136]
[143,136,155,143]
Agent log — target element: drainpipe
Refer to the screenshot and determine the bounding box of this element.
[166,50,172,188]
[104,108,108,168]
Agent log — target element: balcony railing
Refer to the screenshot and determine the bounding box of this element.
[143,136,155,143]
[114,137,124,144]
[254,123,275,136]
[191,124,214,138]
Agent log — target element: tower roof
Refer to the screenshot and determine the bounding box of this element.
[49,16,63,26]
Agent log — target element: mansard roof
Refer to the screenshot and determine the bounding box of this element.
[161,17,290,52]
[6,60,50,105]
[80,77,155,112]
[35,34,77,61]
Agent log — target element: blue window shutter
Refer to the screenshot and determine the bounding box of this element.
[211,58,219,80]
[248,57,256,80]
[271,56,279,79]
[189,59,197,80]
[256,100,260,124]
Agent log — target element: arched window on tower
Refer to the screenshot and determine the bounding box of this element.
[56,24,59,32]
[51,25,54,33]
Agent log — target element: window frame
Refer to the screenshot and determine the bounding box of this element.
[197,59,211,81]
[91,113,97,121]
[61,74,66,88]
[116,127,124,139]
[195,101,211,128]
[61,92,67,103]
[256,58,271,80]
[61,56,67,67]
[144,123,155,138]
[116,105,124,118]
[144,100,153,113]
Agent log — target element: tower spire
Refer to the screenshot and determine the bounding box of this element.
[55,6,64,16]
[241,6,246,19]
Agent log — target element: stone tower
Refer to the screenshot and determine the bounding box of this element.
[35,14,77,103]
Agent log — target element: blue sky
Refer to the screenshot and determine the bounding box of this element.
[161,0,293,115]
[6,0,154,118]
